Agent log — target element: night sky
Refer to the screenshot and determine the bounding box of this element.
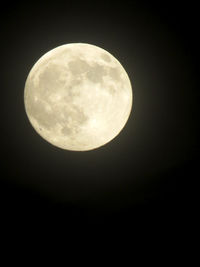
[1,1,198,230]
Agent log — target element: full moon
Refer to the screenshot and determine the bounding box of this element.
[24,43,133,151]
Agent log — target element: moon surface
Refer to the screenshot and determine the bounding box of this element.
[24,43,133,151]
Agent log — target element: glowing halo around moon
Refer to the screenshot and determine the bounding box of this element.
[24,43,133,151]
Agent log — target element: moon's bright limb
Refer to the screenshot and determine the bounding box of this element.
[24,43,133,151]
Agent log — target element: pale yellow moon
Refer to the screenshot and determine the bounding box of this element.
[24,43,133,151]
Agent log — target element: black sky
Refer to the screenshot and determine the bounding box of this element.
[1,0,198,230]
